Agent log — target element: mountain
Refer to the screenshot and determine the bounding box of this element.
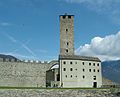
[102,60,120,84]
[0,54,19,61]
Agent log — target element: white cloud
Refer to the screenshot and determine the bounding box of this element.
[0,22,12,26]
[75,31,120,61]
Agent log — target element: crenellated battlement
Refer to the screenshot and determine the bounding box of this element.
[21,60,49,64]
[0,57,50,64]
[0,58,20,62]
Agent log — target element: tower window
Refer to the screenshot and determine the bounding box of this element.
[67,42,69,46]
[82,62,84,65]
[63,16,66,19]
[66,49,68,53]
[98,69,99,72]
[63,68,66,71]
[66,29,68,31]
[68,16,71,19]
[93,69,95,72]
[70,61,72,64]
[93,63,95,66]
[71,75,72,78]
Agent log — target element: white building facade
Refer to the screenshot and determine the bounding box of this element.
[59,55,102,88]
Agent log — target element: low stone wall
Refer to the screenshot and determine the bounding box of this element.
[0,89,119,97]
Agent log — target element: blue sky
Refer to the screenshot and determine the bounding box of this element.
[0,0,120,61]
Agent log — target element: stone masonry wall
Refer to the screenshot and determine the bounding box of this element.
[0,60,58,87]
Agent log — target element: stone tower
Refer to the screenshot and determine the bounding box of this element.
[60,14,74,55]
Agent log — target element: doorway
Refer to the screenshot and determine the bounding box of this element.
[93,82,97,88]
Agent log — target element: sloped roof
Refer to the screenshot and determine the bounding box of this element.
[59,55,101,62]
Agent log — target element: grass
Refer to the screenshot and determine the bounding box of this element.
[0,86,119,90]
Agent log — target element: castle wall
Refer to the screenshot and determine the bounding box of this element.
[0,60,58,87]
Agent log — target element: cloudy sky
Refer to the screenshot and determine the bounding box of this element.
[0,0,120,61]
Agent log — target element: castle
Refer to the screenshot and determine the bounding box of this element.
[0,14,102,88]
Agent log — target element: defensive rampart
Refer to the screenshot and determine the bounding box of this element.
[0,58,58,87]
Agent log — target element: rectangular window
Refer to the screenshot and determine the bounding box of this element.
[82,62,84,65]
[89,63,91,66]
[83,69,85,72]
[63,61,66,64]
[93,63,95,66]
[63,68,66,71]
[97,63,99,66]
[93,69,95,72]
[70,61,72,64]
[83,75,85,79]
[93,76,96,80]
[70,68,73,71]
[89,69,91,72]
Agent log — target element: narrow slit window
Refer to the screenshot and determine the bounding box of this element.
[66,29,68,31]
